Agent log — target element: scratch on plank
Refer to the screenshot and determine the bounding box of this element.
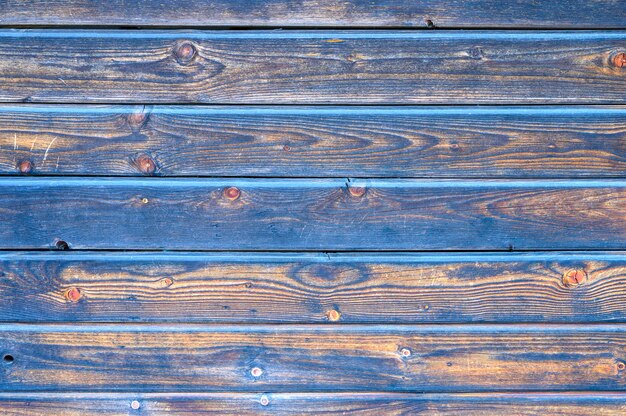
[30,138,37,151]
[13,133,17,150]
[55,156,60,171]
[42,137,57,164]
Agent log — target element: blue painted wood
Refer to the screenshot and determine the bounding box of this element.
[0,324,625,392]
[3,105,626,177]
[1,30,626,104]
[0,178,623,250]
[0,392,624,414]
[1,0,625,28]
[1,251,623,323]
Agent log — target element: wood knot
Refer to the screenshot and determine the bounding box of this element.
[158,277,174,288]
[562,269,587,287]
[468,47,483,60]
[348,186,366,198]
[326,309,341,322]
[135,154,156,175]
[65,287,82,302]
[612,52,626,68]
[127,111,148,129]
[175,42,196,64]
[224,186,241,201]
[17,160,33,174]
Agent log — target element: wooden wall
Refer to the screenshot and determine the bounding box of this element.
[0,1,625,414]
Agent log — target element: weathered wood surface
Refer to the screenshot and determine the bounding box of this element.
[1,0,625,28]
[2,31,626,104]
[1,252,625,323]
[0,178,626,251]
[0,393,625,415]
[1,324,626,391]
[1,178,623,251]
[3,105,626,178]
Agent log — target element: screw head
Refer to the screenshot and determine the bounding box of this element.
[400,348,411,357]
[65,287,82,302]
[613,52,626,68]
[17,160,33,174]
[251,367,263,377]
[260,395,270,406]
[175,42,196,63]
[562,269,587,287]
[130,400,141,410]
[136,155,156,175]
[617,362,625,371]
[224,187,241,201]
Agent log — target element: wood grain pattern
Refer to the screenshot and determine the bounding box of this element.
[3,105,626,178]
[1,0,625,28]
[2,31,626,104]
[1,324,626,391]
[0,393,624,415]
[1,178,623,250]
[1,252,625,323]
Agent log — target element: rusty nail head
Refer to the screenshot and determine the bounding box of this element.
[130,400,141,410]
[65,287,82,302]
[251,367,263,377]
[224,186,241,201]
[613,52,626,68]
[400,348,411,357]
[348,187,366,197]
[562,269,587,287]
[327,309,341,322]
[618,362,625,371]
[17,160,33,174]
[136,155,156,175]
[260,395,270,406]
[176,42,196,63]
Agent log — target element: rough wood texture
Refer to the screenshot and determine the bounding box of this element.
[2,31,626,104]
[3,105,626,178]
[1,252,624,323]
[1,324,626,392]
[1,178,623,250]
[0,393,624,415]
[1,0,625,28]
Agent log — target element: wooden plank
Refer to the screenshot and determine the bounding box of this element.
[1,0,625,28]
[0,178,623,251]
[1,252,625,323]
[1,324,626,391]
[4,105,626,178]
[2,31,626,104]
[0,393,624,415]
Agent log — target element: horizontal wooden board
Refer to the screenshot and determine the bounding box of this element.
[0,393,625,415]
[1,324,626,391]
[1,0,625,28]
[1,252,625,323]
[2,31,626,104]
[3,105,626,178]
[0,178,624,251]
